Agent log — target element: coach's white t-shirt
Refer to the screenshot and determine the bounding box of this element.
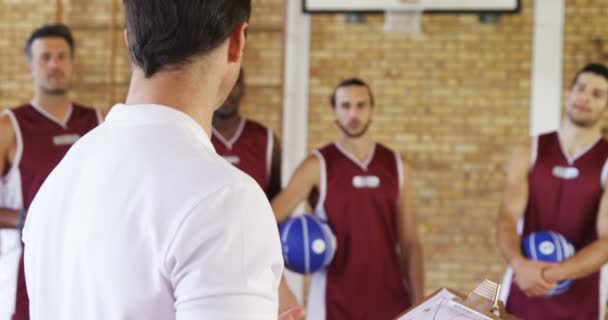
[22,104,283,320]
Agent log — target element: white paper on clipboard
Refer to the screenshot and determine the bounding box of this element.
[396,288,492,320]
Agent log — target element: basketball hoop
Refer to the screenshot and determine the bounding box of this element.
[383,0,426,37]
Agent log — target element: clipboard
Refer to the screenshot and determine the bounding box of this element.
[394,280,520,320]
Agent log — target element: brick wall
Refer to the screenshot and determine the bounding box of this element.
[308,2,533,294]
[563,0,608,122]
[2,0,607,304]
[0,1,56,108]
[307,0,608,299]
[0,0,284,137]
[241,0,284,137]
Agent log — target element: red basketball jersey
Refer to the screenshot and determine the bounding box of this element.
[7,102,100,320]
[211,118,273,194]
[309,142,410,320]
[6,103,101,208]
[506,131,608,320]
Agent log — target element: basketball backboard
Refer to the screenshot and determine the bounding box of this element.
[303,0,520,14]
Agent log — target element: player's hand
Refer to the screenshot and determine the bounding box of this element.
[278,278,305,320]
[511,257,556,297]
[279,306,306,320]
[542,264,564,284]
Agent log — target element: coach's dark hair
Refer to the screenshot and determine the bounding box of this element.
[571,63,608,88]
[330,78,375,108]
[123,0,251,78]
[24,24,75,60]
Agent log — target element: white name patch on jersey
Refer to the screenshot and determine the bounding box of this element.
[53,134,81,146]
[352,175,380,189]
[222,155,240,165]
[552,166,579,180]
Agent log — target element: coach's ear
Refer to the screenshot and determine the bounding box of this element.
[123,29,128,48]
[227,22,248,63]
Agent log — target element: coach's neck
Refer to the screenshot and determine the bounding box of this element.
[126,60,228,136]
[124,25,246,136]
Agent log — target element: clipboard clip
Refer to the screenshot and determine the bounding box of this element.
[447,280,509,320]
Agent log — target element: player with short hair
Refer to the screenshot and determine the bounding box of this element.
[0,23,102,320]
[272,78,424,320]
[497,63,608,320]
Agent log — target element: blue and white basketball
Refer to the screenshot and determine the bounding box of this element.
[278,214,337,274]
[521,231,575,296]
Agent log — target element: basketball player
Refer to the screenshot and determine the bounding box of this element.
[497,63,608,319]
[21,1,284,319]
[0,24,102,320]
[212,69,304,319]
[212,68,281,199]
[272,78,424,320]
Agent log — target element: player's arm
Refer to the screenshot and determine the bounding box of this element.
[278,278,305,320]
[266,134,282,201]
[271,154,320,223]
[496,139,554,296]
[0,113,20,229]
[271,154,319,319]
[0,210,20,229]
[267,141,305,319]
[544,176,608,282]
[396,159,424,304]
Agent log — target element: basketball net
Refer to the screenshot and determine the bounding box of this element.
[383,0,426,37]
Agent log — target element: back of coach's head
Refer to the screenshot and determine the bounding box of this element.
[123,0,251,78]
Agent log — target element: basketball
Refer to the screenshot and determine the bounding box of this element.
[278,214,337,274]
[521,231,575,296]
